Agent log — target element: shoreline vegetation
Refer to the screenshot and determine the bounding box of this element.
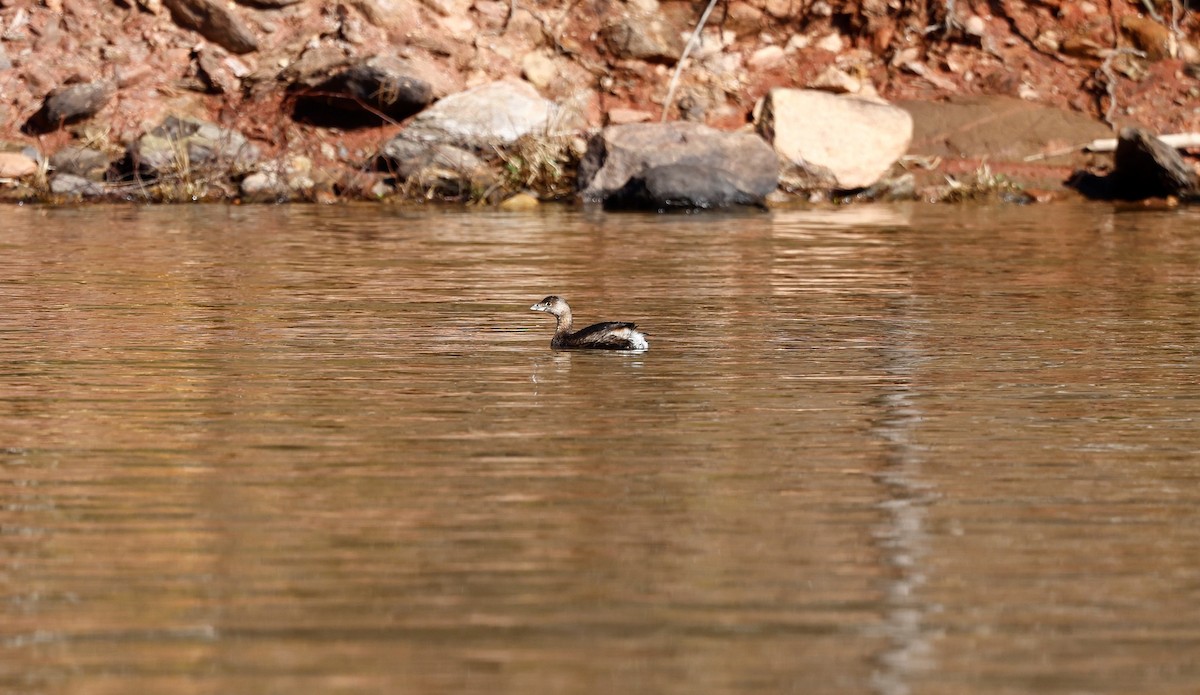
[0,0,1198,207]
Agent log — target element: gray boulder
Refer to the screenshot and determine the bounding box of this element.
[130,115,259,176]
[378,80,559,197]
[578,121,778,208]
[50,174,108,198]
[50,146,113,180]
[757,88,912,190]
[382,138,488,180]
[388,79,563,149]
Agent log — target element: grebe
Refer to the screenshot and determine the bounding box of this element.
[530,296,649,351]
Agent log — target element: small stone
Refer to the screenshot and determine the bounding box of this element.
[499,191,539,210]
[521,51,558,91]
[964,15,986,37]
[421,0,471,16]
[115,62,155,88]
[816,32,844,52]
[809,65,862,94]
[785,33,811,52]
[286,155,312,177]
[1035,31,1060,53]
[369,179,394,198]
[748,45,785,70]
[607,107,654,125]
[764,0,795,18]
[1180,42,1200,64]
[239,171,277,197]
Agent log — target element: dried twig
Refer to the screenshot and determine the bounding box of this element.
[1096,48,1146,129]
[1084,132,1200,152]
[660,0,721,123]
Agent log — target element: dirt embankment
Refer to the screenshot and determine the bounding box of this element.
[0,0,1197,202]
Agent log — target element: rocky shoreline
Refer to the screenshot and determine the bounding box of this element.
[1,0,1198,207]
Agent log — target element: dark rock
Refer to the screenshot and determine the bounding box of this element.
[163,0,259,54]
[1070,127,1199,200]
[49,145,113,179]
[23,82,112,134]
[290,55,433,128]
[604,164,767,211]
[578,121,778,205]
[1112,127,1197,198]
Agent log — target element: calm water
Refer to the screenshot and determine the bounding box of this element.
[1,203,1198,694]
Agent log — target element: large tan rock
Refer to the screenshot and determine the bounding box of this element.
[0,152,37,178]
[757,88,912,190]
[900,95,1111,161]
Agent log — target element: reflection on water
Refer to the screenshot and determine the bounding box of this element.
[2,203,1200,694]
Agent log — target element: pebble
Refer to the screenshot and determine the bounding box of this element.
[499,191,540,210]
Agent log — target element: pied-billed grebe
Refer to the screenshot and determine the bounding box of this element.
[530,296,649,351]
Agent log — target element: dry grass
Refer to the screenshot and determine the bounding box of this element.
[930,162,1030,203]
[492,133,581,202]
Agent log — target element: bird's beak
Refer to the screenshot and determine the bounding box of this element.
[530,303,544,311]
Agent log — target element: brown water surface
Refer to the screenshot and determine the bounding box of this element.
[1,203,1199,694]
